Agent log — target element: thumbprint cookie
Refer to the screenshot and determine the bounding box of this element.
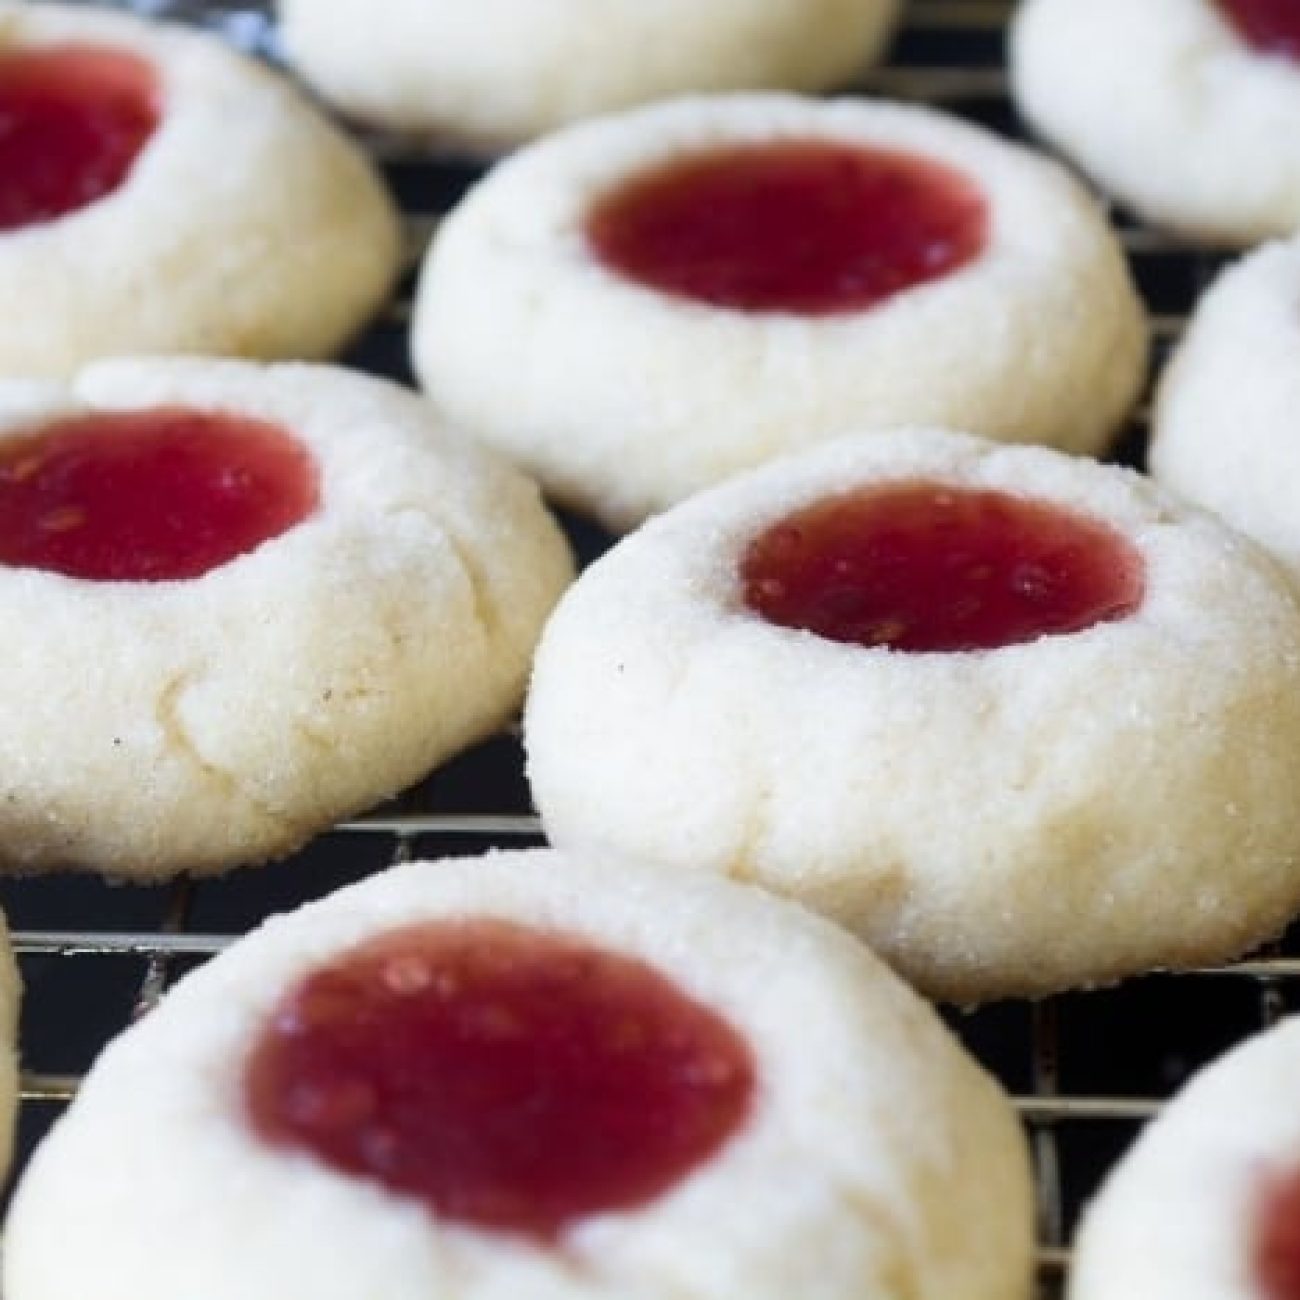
[3,850,1034,1300]
[278,0,900,150]
[0,357,572,879]
[412,94,1146,530]
[1071,1016,1300,1300]
[1013,0,1300,246]
[1151,239,1300,574]
[525,428,1300,1001]
[0,2,400,376]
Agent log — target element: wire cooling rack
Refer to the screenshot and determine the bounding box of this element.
[3,3,1289,1297]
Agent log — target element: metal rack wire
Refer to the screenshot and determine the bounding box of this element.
[4,3,1286,1298]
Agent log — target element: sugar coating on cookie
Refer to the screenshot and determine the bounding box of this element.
[412,94,1147,531]
[277,0,900,150]
[0,911,17,1183]
[1151,239,1300,574]
[2,850,1034,1300]
[0,357,573,880]
[1012,0,1300,246]
[0,1,401,377]
[1069,1017,1300,1300]
[525,428,1300,1002]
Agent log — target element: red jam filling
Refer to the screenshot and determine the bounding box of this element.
[0,45,160,232]
[1218,0,1300,59]
[0,409,319,581]
[741,481,1145,653]
[245,920,756,1240]
[584,139,989,315]
[1256,1166,1300,1299]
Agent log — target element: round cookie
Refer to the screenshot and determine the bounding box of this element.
[1012,0,1300,246]
[277,0,900,151]
[0,911,17,1182]
[412,93,1147,532]
[0,1,401,377]
[0,356,572,880]
[1150,239,1300,573]
[1069,1017,1300,1300]
[524,428,1300,1002]
[2,849,1034,1300]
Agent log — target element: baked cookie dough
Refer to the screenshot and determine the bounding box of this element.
[277,0,900,150]
[1150,239,1300,573]
[1070,1017,1300,1300]
[0,2,400,376]
[525,428,1300,1002]
[2,850,1034,1300]
[0,356,572,880]
[0,911,17,1182]
[413,93,1147,531]
[1012,0,1300,246]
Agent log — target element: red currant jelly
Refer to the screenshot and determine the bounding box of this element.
[1218,0,1300,59]
[0,44,160,232]
[245,920,756,1240]
[0,408,319,581]
[1256,1165,1300,1299]
[585,138,988,315]
[741,481,1145,653]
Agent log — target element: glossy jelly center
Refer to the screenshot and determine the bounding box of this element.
[245,920,756,1240]
[741,481,1145,653]
[0,44,159,232]
[585,138,988,314]
[1256,1166,1300,1299]
[0,409,319,581]
[1219,0,1300,58]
